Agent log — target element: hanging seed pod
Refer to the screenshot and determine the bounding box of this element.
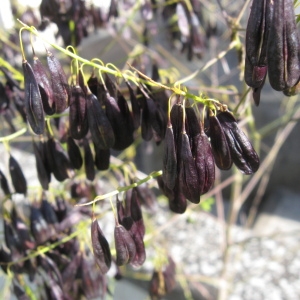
[131,188,145,237]
[0,169,11,196]
[32,55,55,115]
[83,138,95,181]
[91,217,111,274]
[4,219,22,254]
[86,90,115,149]
[208,111,232,170]
[178,132,201,204]
[104,73,117,98]
[114,223,136,266]
[267,0,300,91]
[78,68,86,94]
[116,196,126,224]
[69,85,89,140]
[192,129,215,195]
[33,140,50,190]
[217,110,260,174]
[54,196,68,222]
[170,103,183,147]
[46,137,74,182]
[22,60,45,134]
[46,50,70,113]
[149,270,167,299]
[135,184,158,213]
[94,143,110,171]
[126,81,140,130]
[245,0,273,97]
[66,136,83,170]
[40,196,59,227]
[30,206,50,245]
[12,209,35,250]
[9,155,27,195]
[87,72,98,96]
[62,253,81,293]
[185,103,201,144]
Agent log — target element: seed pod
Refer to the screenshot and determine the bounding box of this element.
[54,195,68,222]
[22,60,45,134]
[245,0,273,90]
[125,80,141,129]
[40,197,59,226]
[135,184,158,213]
[69,85,89,139]
[185,104,201,142]
[91,218,111,274]
[178,132,201,204]
[217,111,260,174]
[32,55,55,115]
[0,169,11,196]
[66,136,83,170]
[30,206,50,245]
[46,137,74,182]
[9,155,27,195]
[94,143,110,171]
[46,50,70,113]
[170,102,183,147]
[267,0,300,91]
[209,112,232,170]
[114,224,136,266]
[33,140,50,190]
[131,188,145,237]
[87,72,98,96]
[0,246,12,274]
[83,138,95,181]
[193,130,215,195]
[149,270,167,299]
[104,73,117,98]
[86,90,115,149]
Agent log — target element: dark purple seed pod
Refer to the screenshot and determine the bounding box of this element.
[83,138,95,181]
[86,90,115,150]
[0,169,11,196]
[217,110,260,174]
[40,196,59,226]
[126,81,141,130]
[192,128,215,195]
[66,136,83,170]
[61,253,81,293]
[178,132,201,204]
[4,219,21,254]
[170,102,183,147]
[245,0,273,92]
[135,184,158,213]
[131,188,145,237]
[69,85,89,140]
[116,196,126,225]
[129,225,146,267]
[107,0,119,21]
[267,0,300,91]
[54,196,68,222]
[163,126,177,190]
[104,73,117,98]
[0,246,12,274]
[94,142,110,171]
[46,50,70,113]
[32,55,55,115]
[87,72,98,96]
[22,60,45,134]
[91,217,111,274]
[33,140,50,190]
[114,223,136,266]
[78,68,86,94]
[30,206,51,245]
[209,112,232,170]
[46,137,74,182]
[9,154,27,195]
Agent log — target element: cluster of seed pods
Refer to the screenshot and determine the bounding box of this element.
[245,0,300,104]
[158,99,259,214]
[0,194,108,299]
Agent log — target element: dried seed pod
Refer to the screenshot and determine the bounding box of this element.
[135,184,158,213]
[209,112,232,170]
[22,60,45,134]
[245,0,273,92]
[91,218,111,274]
[131,188,145,237]
[66,136,83,170]
[54,196,68,222]
[33,140,50,190]
[178,132,201,204]
[193,131,215,195]
[217,110,260,174]
[114,223,136,266]
[267,0,300,91]
[170,103,183,147]
[30,206,50,245]
[9,155,27,195]
[163,125,177,190]
[86,90,115,149]
[94,143,110,171]
[0,169,11,196]
[69,85,88,140]
[116,196,126,224]
[62,253,81,292]
[46,137,74,182]
[40,196,59,226]
[104,73,117,98]
[32,55,55,115]
[0,246,12,274]
[4,219,21,254]
[46,50,70,113]
[87,72,98,96]
[83,138,95,181]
